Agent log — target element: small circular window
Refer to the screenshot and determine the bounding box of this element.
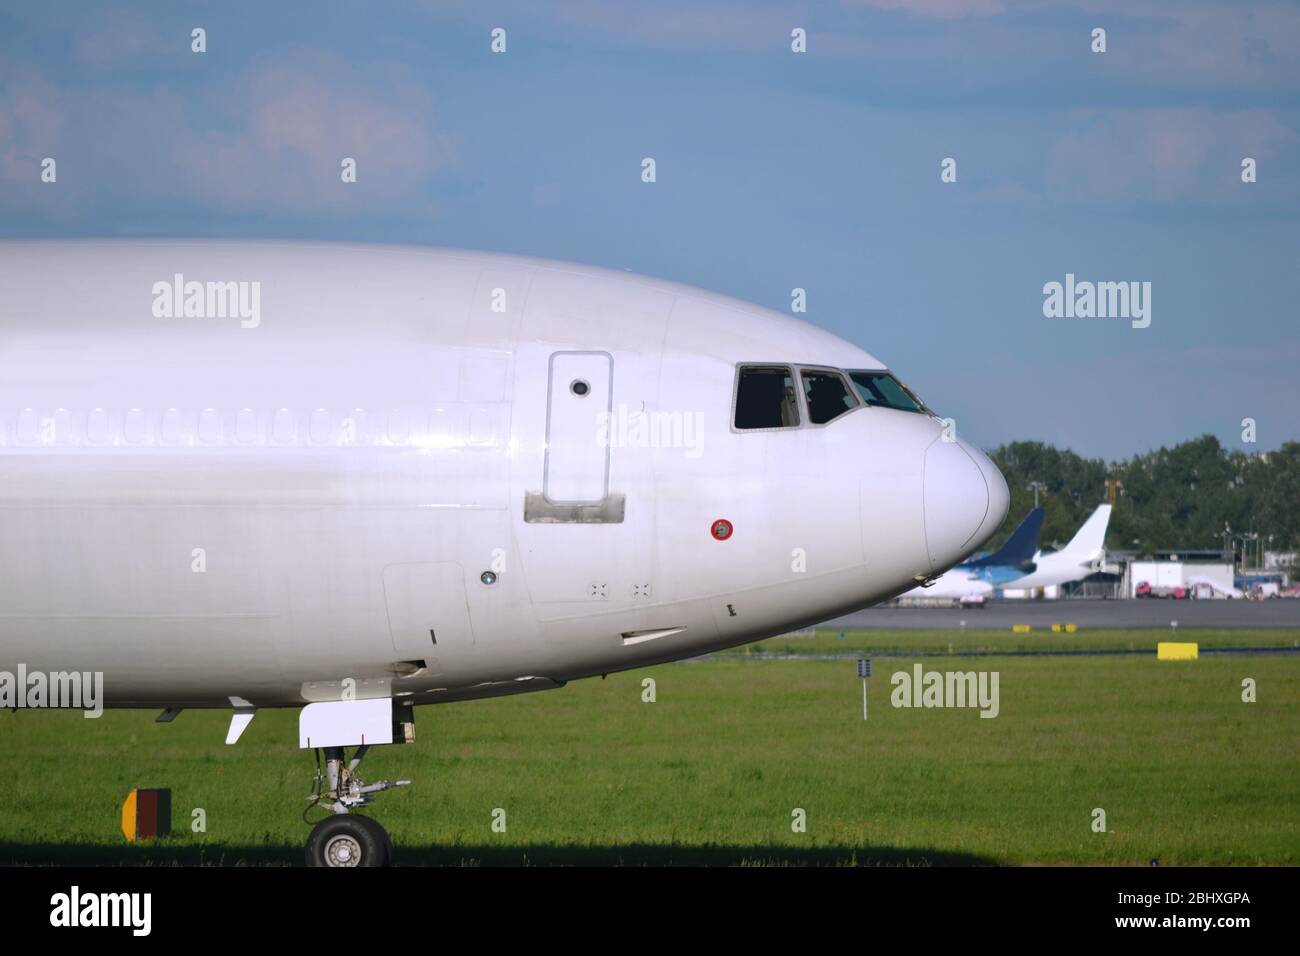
[570,379,590,397]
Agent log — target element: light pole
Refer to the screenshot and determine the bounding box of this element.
[1027,481,1046,508]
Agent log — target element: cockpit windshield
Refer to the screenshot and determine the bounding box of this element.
[733,364,933,430]
[847,370,931,415]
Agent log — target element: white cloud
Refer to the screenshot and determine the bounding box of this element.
[0,49,455,222]
[0,67,67,183]
[172,52,455,215]
[844,0,1006,19]
[1045,108,1299,204]
[1069,0,1300,90]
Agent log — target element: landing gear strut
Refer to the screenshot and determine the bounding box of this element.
[303,743,411,867]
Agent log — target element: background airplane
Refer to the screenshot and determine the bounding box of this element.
[999,504,1112,592]
[900,507,1045,602]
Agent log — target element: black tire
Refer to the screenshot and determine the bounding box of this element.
[305,815,392,867]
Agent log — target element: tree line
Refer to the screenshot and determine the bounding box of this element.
[985,436,1300,562]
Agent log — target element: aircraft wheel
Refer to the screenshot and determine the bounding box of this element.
[306,815,392,867]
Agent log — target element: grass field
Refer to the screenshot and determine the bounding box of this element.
[2,629,1297,866]
[748,627,1300,656]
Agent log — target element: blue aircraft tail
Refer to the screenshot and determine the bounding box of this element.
[966,507,1044,569]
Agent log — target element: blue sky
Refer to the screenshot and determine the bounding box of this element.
[2,1,1297,459]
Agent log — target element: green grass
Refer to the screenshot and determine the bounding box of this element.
[747,627,1300,656]
[2,639,1297,865]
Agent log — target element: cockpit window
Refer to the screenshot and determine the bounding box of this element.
[800,369,858,424]
[848,370,930,414]
[734,365,800,429]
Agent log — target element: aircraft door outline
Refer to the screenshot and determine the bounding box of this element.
[543,350,613,505]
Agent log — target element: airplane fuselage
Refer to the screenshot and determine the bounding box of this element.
[0,241,1007,708]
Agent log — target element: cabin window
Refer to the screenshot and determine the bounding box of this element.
[800,369,858,424]
[734,366,800,429]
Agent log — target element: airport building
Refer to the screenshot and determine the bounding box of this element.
[1121,550,1236,598]
[1264,551,1297,576]
[994,549,1286,601]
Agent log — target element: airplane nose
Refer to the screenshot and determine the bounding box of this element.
[922,437,1010,571]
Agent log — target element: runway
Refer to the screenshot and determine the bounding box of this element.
[821,599,1300,630]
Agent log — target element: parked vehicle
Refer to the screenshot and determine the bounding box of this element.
[1136,581,1188,599]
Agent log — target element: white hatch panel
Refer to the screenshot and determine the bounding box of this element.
[383,562,474,660]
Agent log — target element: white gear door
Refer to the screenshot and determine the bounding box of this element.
[544,351,612,504]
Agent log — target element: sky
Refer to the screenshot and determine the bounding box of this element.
[1,0,1297,460]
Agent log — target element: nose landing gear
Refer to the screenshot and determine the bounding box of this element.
[304,745,410,867]
[298,696,416,867]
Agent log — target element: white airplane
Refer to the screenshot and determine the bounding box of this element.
[1000,503,1112,592]
[0,240,1008,865]
[906,568,995,603]
[899,506,1045,604]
